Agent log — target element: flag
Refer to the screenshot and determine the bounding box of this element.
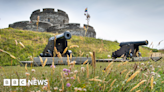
[85,8,87,12]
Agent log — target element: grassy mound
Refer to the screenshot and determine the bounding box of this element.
[0,28,150,65]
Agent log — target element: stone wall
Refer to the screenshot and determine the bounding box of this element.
[9,21,53,32]
[30,8,69,26]
[47,23,96,38]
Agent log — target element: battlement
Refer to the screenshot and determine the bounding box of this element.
[32,8,67,15]
[43,8,54,13]
[83,24,94,29]
[31,8,69,20]
[32,9,40,14]
[64,23,80,28]
[57,9,66,14]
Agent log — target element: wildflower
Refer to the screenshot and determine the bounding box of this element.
[26,83,30,87]
[107,55,111,58]
[36,90,41,92]
[151,72,155,76]
[25,72,30,76]
[141,63,144,66]
[78,88,82,91]
[47,91,51,92]
[152,67,155,71]
[69,65,73,70]
[50,65,55,68]
[137,66,140,68]
[158,65,161,68]
[150,65,153,68]
[153,81,156,85]
[157,74,161,77]
[69,72,73,74]
[42,86,47,90]
[65,73,68,76]
[31,69,35,72]
[59,89,62,92]
[66,69,70,73]
[74,70,78,74]
[70,77,74,80]
[66,83,71,87]
[66,77,69,80]
[63,68,67,72]
[81,67,85,72]
[32,77,36,80]
[83,88,87,91]
[54,87,58,90]
[70,62,74,65]
[74,87,78,91]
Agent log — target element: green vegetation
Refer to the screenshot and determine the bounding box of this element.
[0,28,164,91]
[0,28,151,66]
[143,46,159,52]
[0,61,164,91]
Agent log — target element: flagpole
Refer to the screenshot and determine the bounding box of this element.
[84,7,90,37]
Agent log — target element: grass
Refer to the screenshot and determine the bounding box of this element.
[0,28,151,66]
[0,28,163,91]
[0,60,164,91]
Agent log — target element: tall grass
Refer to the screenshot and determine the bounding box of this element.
[0,28,164,91]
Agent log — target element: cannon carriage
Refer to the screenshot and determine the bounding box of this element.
[40,31,72,57]
[112,40,148,59]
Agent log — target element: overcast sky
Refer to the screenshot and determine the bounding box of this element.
[0,0,164,49]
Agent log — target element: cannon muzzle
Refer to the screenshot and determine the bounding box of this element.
[119,40,148,47]
[49,31,71,41]
[40,31,72,57]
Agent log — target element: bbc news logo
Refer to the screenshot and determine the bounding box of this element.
[3,79,48,86]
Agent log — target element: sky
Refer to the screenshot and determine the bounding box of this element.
[0,0,164,49]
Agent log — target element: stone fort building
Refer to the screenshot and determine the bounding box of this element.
[9,8,96,38]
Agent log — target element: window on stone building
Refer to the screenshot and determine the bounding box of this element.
[48,18,50,22]
[63,20,65,24]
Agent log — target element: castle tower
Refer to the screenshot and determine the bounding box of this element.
[30,8,69,27]
[8,8,96,38]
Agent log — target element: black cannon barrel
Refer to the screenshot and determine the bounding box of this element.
[119,40,148,47]
[49,31,71,41]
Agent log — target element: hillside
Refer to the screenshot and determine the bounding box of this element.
[0,28,150,65]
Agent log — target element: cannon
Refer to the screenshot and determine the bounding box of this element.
[112,40,148,59]
[40,31,72,57]
[20,31,92,66]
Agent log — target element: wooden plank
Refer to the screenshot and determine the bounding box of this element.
[20,57,92,66]
[96,57,162,62]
